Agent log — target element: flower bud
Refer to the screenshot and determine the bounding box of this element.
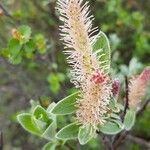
[91,70,105,84]
[111,79,120,96]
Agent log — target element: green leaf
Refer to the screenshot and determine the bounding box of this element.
[34,34,47,54]
[7,39,22,64]
[123,110,136,131]
[8,39,21,56]
[42,142,57,150]
[110,113,120,120]
[9,54,22,65]
[56,122,80,140]
[24,40,35,58]
[17,113,42,136]
[100,121,122,135]
[33,117,47,131]
[18,25,32,44]
[109,98,122,113]
[47,73,60,94]
[78,125,95,145]
[30,99,39,113]
[109,119,124,129]
[47,102,57,113]
[33,106,50,124]
[93,31,111,73]
[52,92,79,115]
[42,119,57,140]
[42,111,57,140]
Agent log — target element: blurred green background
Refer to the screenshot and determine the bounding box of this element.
[0,0,150,149]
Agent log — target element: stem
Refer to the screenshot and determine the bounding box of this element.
[65,143,74,150]
[126,134,150,148]
[0,131,3,150]
[113,131,128,149]
[0,2,19,25]
[113,98,150,149]
[101,135,113,150]
[76,140,81,150]
[121,76,129,121]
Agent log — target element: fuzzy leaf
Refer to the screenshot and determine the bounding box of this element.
[123,110,136,130]
[93,31,111,73]
[33,106,50,124]
[42,114,57,140]
[42,142,57,150]
[33,117,47,131]
[56,122,80,140]
[17,113,42,136]
[100,121,122,135]
[78,125,95,145]
[110,119,124,129]
[42,121,56,140]
[110,113,120,120]
[47,102,57,113]
[52,92,79,115]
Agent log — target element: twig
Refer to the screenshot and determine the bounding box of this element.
[121,76,129,121]
[32,0,49,14]
[0,2,19,25]
[113,131,128,149]
[113,76,129,148]
[65,143,74,150]
[102,135,113,150]
[0,131,3,150]
[76,140,81,150]
[113,98,150,149]
[0,2,13,19]
[126,134,150,148]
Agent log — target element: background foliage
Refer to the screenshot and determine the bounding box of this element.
[0,0,150,149]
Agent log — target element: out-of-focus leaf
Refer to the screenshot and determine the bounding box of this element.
[24,40,35,58]
[34,34,47,54]
[47,73,60,94]
[18,25,32,44]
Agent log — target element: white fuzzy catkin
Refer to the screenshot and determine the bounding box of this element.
[57,0,111,126]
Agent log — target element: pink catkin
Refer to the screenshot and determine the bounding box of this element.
[129,67,150,110]
[57,0,112,126]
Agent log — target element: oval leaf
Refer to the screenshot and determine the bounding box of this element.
[17,113,42,136]
[100,121,122,135]
[56,122,80,140]
[93,31,111,73]
[123,109,136,131]
[52,92,79,115]
[42,116,57,140]
[78,125,95,145]
[42,142,57,150]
